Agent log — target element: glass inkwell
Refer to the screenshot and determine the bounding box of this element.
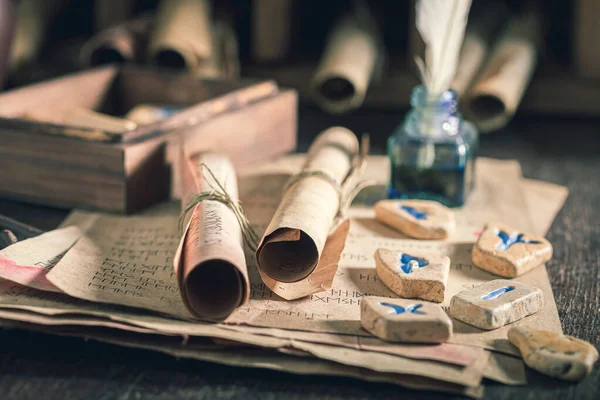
[387,85,478,207]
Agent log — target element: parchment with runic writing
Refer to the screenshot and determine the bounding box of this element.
[37,156,563,354]
[0,155,568,390]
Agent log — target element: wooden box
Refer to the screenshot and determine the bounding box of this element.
[0,65,297,213]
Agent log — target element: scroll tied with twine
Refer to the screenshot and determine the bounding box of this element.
[173,152,252,321]
[256,127,369,300]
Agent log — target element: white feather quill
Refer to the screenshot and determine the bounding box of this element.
[415,0,473,99]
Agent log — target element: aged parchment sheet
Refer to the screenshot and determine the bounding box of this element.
[0,155,568,390]
[0,317,484,398]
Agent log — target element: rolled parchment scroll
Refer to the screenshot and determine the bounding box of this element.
[451,0,508,97]
[196,19,240,79]
[80,15,153,67]
[462,10,541,133]
[149,0,213,71]
[9,0,63,71]
[256,127,362,297]
[311,9,382,114]
[174,152,249,321]
[252,0,293,62]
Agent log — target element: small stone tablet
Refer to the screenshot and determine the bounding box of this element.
[374,200,455,239]
[361,296,452,343]
[449,279,543,330]
[374,249,450,303]
[472,222,552,277]
[508,326,599,381]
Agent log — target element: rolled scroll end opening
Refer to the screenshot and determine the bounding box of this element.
[469,94,506,122]
[152,48,188,70]
[89,46,127,66]
[312,74,359,114]
[183,260,245,321]
[318,76,356,103]
[258,229,320,283]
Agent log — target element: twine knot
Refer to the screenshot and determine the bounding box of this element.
[179,164,260,252]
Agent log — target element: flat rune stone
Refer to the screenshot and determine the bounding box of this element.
[508,326,599,381]
[449,279,544,330]
[472,222,553,277]
[375,248,449,303]
[361,296,452,343]
[374,200,455,239]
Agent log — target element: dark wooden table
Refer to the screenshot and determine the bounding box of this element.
[0,108,598,399]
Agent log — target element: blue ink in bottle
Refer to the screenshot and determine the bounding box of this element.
[387,86,478,207]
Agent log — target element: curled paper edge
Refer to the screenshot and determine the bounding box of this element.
[258,220,350,301]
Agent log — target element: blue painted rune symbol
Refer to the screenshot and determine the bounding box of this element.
[398,253,429,274]
[399,205,427,220]
[379,302,425,315]
[481,286,515,301]
[495,230,541,251]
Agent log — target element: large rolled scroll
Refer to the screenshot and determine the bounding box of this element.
[462,10,541,133]
[9,0,63,71]
[195,19,240,79]
[311,9,382,114]
[256,127,364,299]
[80,15,153,67]
[451,0,507,97]
[148,0,213,71]
[174,152,249,321]
[252,0,293,62]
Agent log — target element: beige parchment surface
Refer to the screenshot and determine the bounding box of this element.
[0,155,568,389]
